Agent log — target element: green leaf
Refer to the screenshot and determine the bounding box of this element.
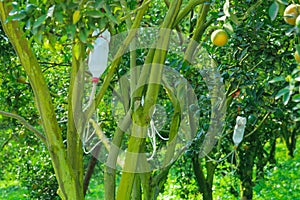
[295,76,300,82]
[79,29,88,43]
[33,32,43,43]
[269,76,285,83]
[238,47,249,61]
[296,44,300,57]
[86,10,104,18]
[47,5,55,18]
[282,91,291,105]
[269,1,279,21]
[103,5,118,24]
[292,68,300,75]
[73,43,81,60]
[33,15,47,29]
[276,0,288,5]
[54,11,64,23]
[25,4,37,14]
[275,87,289,100]
[25,19,31,30]
[293,103,300,110]
[12,12,27,21]
[292,94,300,102]
[66,24,76,39]
[223,22,234,34]
[73,10,81,24]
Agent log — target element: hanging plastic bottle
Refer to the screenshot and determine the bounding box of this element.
[88,29,111,83]
[232,116,247,147]
[84,29,111,111]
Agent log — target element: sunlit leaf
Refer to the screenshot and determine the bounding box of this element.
[73,43,81,60]
[79,29,88,43]
[86,10,104,18]
[54,11,64,23]
[269,76,285,83]
[292,94,300,102]
[47,5,55,18]
[223,22,234,34]
[269,1,279,21]
[276,0,288,5]
[73,10,81,24]
[282,91,291,105]
[33,15,47,29]
[275,87,289,100]
[25,4,37,14]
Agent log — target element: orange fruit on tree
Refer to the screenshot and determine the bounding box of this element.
[211,29,229,47]
[283,4,300,25]
[17,76,27,84]
[295,50,300,63]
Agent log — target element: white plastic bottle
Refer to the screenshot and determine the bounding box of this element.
[88,29,111,83]
[84,29,111,111]
[232,116,247,147]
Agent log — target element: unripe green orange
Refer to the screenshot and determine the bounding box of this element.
[211,29,229,47]
[17,76,27,84]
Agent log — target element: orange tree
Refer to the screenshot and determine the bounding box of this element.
[164,1,299,200]
[199,0,299,199]
[0,0,299,200]
[0,24,61,198]
[0,0,222,199]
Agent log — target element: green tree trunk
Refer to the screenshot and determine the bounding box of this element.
[238,145,256,200]
[0,2,84,199]
[192,155,216,200]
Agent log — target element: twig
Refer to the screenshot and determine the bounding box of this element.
[39,61,71,67]
[119,0,151,22]
[245,112,270,138]
[173,0,207,27]
[83,144,100,196]
[240,0,263,21]
[89,118,123,167]
[163,0,184,45]
[0,110,46,144]
[0,133,15,151]
[40,62,71,73]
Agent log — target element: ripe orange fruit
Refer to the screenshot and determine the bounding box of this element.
[295,50,300,63]
[211,29,229,47]
[284,4,300,25]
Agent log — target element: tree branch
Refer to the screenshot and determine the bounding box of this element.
[0,110,46,144]
[245,112,271,138]
[0,133,16,151]
[173,0,207,28]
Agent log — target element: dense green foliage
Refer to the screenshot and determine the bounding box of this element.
[1,141,299,199]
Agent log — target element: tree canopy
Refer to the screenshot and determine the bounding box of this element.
[0,0,299,199]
